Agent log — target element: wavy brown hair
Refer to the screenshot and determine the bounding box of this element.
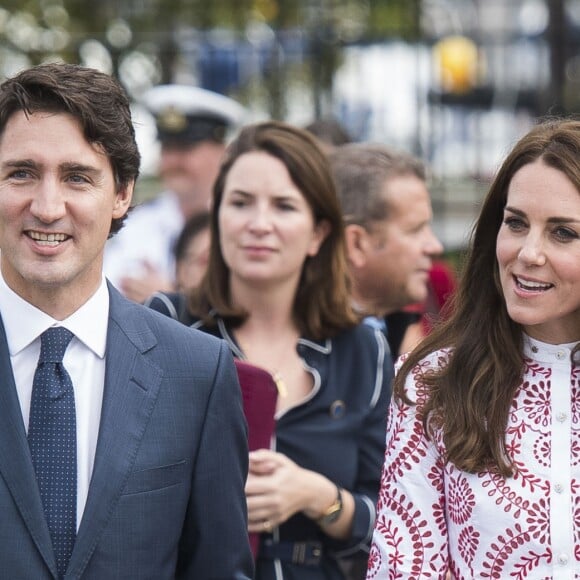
[189,121,358,339]
[395,118,580,476]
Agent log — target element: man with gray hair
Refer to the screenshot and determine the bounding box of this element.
[329,143,443,358]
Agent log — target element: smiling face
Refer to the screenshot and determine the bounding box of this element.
[0,111,133,317]
[218,151,328,294]
[496,158,580,343]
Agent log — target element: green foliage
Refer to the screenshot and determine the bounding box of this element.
[0,0,422,114]
[367,0,421,41]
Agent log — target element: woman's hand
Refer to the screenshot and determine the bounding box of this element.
[245,449,353,539]
[246,449,315,532]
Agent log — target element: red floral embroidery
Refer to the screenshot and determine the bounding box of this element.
[366,543,384,579]
[457,525,480,566]
[480,524,537,578]
[535,437,552,473]
[520,380,551,428]
[369,347,580,578]
[448,474,475,524]
[511,549,552,580]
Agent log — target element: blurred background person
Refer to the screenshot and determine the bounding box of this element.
[368,117,580,579]
[304,117,353,153]
[173,210,211,293]
[146,121,392,579]
[395,257,458,355]
[104,84,246,303]
[329,143,444,358]
[306,119,454,357]
[416,257,458,336]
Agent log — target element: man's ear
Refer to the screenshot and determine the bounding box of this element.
[112,180,134,219]
[344,224,370,268]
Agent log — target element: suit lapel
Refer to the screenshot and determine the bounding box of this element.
[0,316,58,577]
[67,287,163,578]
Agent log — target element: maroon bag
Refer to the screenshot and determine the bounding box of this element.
[234,360,278,558]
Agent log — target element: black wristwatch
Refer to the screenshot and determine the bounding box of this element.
[316,486,343,526]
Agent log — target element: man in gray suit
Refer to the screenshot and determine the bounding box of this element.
[0,62,253,579]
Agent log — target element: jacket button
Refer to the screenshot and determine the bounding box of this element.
[329,400,346,419]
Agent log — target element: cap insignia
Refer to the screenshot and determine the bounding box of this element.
[157,106,187,133]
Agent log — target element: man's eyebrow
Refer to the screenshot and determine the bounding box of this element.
[1,159,39,169]
[59,162,101,174]
[1,160,101,173]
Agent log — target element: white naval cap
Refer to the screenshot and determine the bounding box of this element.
[142,84,247,145]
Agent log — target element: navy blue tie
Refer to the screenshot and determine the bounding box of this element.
[28,327,77,579]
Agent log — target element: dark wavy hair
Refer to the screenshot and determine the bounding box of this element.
[189,120,358,339]
[0,62,140,237]
[396,117,580,476]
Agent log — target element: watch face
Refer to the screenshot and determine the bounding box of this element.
[318,487,343,525]
[323,508,341,524]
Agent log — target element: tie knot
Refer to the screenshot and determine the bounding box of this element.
[39,327,74,364]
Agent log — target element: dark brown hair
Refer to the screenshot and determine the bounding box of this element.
[0,62,140,236]
[396,117,580,476]
[189,121,357,339]
[173,211,211,263]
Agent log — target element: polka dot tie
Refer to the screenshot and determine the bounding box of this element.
[28,327,76,579]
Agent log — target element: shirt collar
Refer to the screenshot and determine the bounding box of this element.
[363,316,387,332]
[523,333,580,364]
[0,274,109,358]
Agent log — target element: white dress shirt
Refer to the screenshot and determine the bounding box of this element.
[103,191,184,291]
[0,274,108,530]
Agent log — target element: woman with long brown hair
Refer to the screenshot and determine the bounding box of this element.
[368,118,580,579]
[147,120,392,579]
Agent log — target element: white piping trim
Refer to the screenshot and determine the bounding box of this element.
[275,360,321,420]
[298,337,332,354]
[217,318,245,359]
[370,328,386,409]
[144,292,179,321]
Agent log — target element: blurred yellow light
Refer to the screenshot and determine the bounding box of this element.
[434,35,478,94]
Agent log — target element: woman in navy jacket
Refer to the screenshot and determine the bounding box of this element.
[147,121,392,579]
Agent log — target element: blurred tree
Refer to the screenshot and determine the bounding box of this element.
[367,0,422,41]
[0,0,421,116]
[546,0,567,115]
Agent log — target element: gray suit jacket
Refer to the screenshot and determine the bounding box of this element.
[0,284,253,579]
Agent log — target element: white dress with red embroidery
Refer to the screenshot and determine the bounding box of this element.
[367,336,580,579]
